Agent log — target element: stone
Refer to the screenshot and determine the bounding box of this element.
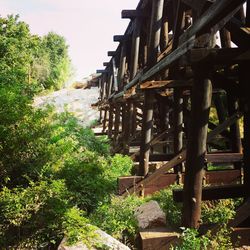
[58,229,131,250]
[134,200,166,230]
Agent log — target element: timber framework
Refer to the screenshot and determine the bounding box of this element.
[95,0,250,234]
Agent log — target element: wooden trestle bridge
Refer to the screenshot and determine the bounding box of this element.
[95,0,250,238]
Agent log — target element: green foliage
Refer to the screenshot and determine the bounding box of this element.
[42,32,72,90]
[150,185,182,227]
[62,208,98,247]
[201,199,236,224]
[91,195,144,242]
[172,228,210,250]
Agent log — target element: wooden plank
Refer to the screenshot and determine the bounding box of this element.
[183,48,250,65]
[121,10,144,19]
[107,51,116,57]
[103,62,109,67]
[140,228,179,250]
[173,184,246,202]
[140,80,188,89]
[206,153,243,163]
[113,35,130,42]
[119,170,241,196]
[96,69,109,74]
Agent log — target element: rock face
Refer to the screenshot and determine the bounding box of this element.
[34,87,99,127]
[134,200,166,230]
[58,229,131,250]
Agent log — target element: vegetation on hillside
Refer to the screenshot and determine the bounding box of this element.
[0,15,134,248]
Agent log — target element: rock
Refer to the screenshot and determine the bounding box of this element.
[58,229,131,250]
[134,200,166,230]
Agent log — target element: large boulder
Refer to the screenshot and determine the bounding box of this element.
[134,200,166,230]
[58,229,131,250]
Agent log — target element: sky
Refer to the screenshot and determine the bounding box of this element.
[0,0,137,81]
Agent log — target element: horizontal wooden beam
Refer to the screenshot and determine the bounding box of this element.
[113,35,130,42]
[119,170,241,196]
[206,153,243,163]
[181,48,250,65]
[173,184,246,202]
[121,10,144,19]
[140,80,192,90]
[103,62,109,67]
[107,51,116,57]
[96,69,109,74]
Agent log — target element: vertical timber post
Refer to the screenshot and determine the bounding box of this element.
[138,0,164,176]
[182,66,212,228]
[108,105,114,139]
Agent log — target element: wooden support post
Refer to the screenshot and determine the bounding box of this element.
[228,93,242,153]
[213,92,227,123]
[240,63,250,197]
[123,103,131,154]
[138,0,164,176]
[108,105,114,139]
[118,42,127,89]
[114,104,121,144]
[173,89,184,175]
[132,102,137,136]
[102,108,108,133]
[139,90,155,176]
[130,17,142,79]
[182,67,213,228]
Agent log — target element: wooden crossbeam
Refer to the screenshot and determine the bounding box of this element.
[121,10,144,19]
[107,51,116,57]
[103,62,109,67]
[119,170,241,196]
[140,80,191,90]
[122,112,242,196]
[181,48,250,65]
[173,184,246,202]
[96,69,109,74]
[113,35,130,42]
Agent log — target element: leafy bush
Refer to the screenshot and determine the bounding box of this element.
[90,195,144,242]
[150,185,183,227]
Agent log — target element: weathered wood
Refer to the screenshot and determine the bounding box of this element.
[96,69,109,74]
[228,198,250,227]
[107,51,116,57]
[103,62,109,67]
[113,35,130,42]
[173,89,183,174]
[108,106,114,138]
[140,80,190,89]
[119,170,241,196]
[173,184,246,202]
[121,10,144,19]
[240,62,250,197]
[138,0,164,176]
[138,90,155,176]
[114,104,121,143]
[123,112,242,196]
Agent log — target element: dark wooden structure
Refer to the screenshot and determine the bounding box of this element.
[95,0,250,233]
